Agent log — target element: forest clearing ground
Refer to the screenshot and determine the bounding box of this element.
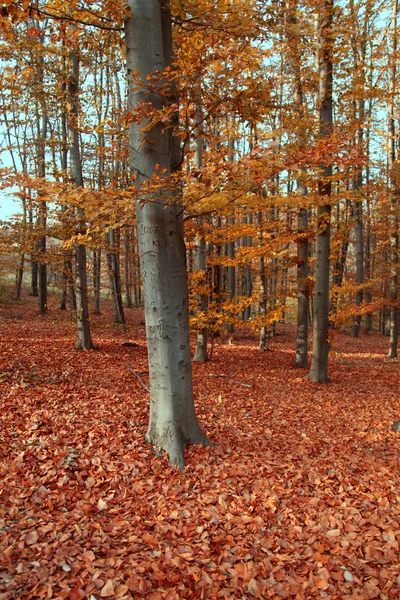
[0,296,400,599]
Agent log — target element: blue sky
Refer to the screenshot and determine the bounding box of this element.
[0,191,19,220]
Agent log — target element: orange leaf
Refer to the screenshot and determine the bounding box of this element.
[100,580,115,597]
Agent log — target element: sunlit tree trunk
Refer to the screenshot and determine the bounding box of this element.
[308,0,333,383]
[125,0,210,468]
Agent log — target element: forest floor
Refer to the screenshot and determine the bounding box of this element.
[1,296,400,600]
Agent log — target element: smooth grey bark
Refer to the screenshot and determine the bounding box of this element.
[350,17,366,338]
[15,195,27,301]
[308,0,333,384]
[68,44,94,350]
[34,29,47,316]
[124,226,133,309]
[193,97,209,362]
[388,0,399,358]
[295,200,309,367]
[125,0,210,468]
[287,5,310,367]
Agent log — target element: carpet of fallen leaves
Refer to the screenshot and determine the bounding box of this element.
[1,297,400,600]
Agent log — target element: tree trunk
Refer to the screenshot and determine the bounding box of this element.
[295,201,309,367]
[67,259,77,311]
[124,226,133,309]
[193,96,209,362]
[106,228,125,324]
[243,214,253,322]
[93,250,101,314]
[68,43,94,350]
[125,0,210,468]
[388,0,399,358]
[258,212,268,351]
[15,253,24,300]
[308,0,333,384]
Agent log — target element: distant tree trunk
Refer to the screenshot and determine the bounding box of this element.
[14,194,27,301]
[352,187,364,338]
[93,250,101,314]
[68,42,94,350]
[125,0,210,468]
[258,212,268,351]
[124,226,133,309]
[107,228,125,324]
[227,216,236,335]
[67,259,77,311]
[295,200,309,367]
[59,281,67,310]
[193,96,209,362]
[243,213,253,322]
[15,254,24,300]
[308,0,333,384]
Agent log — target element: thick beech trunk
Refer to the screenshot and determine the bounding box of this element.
[308,1,333,383]
[125,0,210,468]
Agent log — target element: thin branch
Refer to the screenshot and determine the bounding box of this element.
[126,363,150,393]
[35,8,123,31]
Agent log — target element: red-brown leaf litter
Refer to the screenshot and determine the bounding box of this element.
[1,298,400,599]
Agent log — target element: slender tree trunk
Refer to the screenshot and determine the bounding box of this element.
[388,0,399,358]
[124,226,133,309]
[68,43,94,350]
[67,259,77,311]
[193,96,209,362]
[258,212,268,351]
[243,213,253,322]
[227,216,236,334]
[308,0,333,383]
[35,31,48,316]
[125,0,210,468]
[287,5,310,367]
[15,254,24,300]
[295,200,309,367]
[107,228,125,324]
[93,250,101,314]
